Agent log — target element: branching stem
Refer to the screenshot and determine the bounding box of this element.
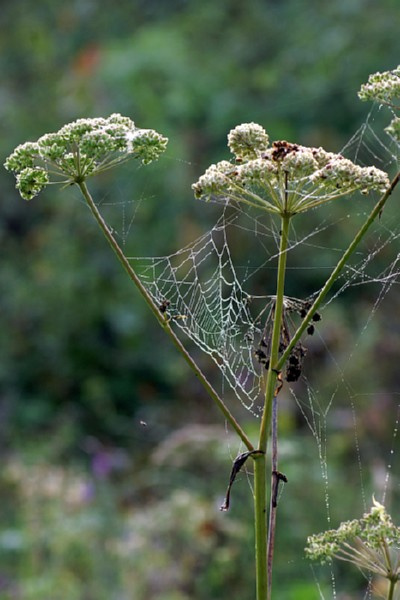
[277,171,400,371]
[79,169,400,600]
[77,181,254,452]
[252,171,400,600]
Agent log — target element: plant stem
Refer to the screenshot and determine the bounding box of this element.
[267,393,279,600]
[254,214,291,600]
[387,578,397,600]
[77,181,254,451]
[381,539,397,600]
[277,170,400,371]
[259,214,290,451]
[254,452,268,600]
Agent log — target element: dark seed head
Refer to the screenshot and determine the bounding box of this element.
[255,349,267,361]
[285,366,301,382]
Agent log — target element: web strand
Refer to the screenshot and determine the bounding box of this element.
[99,113,400,597]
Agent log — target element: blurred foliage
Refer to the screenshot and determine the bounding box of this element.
[0,425,381,598]
[2,0,400,597]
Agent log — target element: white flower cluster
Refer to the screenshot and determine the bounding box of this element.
[227,122,270,160]
[359,65,400,149]
[192,123,390,215]
[192,161,236,200]
[310,158,390,195]
[4,114,168,200]
[306,500,400,577]
[306,518,360,564]
[358,65,400,106]
[386,116,400,143]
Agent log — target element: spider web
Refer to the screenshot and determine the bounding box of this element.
[128,208,349,416]
[99,108,400,598]
[130,212,272,415]
[122,111,400,417]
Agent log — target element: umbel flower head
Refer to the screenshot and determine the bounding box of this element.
[358,65,400,107]
[306,499,400,582]
[4,114,168,200]
[192,123,389,216]
[386,117,400,143]
[359,65,400,146]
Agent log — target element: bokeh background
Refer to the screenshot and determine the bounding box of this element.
[1,1,400,598]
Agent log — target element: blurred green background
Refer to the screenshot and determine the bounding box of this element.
[1,1,400,598]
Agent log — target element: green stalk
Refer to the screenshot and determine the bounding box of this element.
[77,181,254,452]
[259,214,290,451]
[254,214,291,600]
[387,578,396,600]
[254,452,268,600]
[381,540,397,600]
[277,170,400,372]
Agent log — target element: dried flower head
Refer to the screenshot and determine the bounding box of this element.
[4,114,168,200]
[306,499,400,583]
[192,124,390,216]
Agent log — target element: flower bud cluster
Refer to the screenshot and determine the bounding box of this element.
[192,123,390,215]
[227,122,270,160]
[385,116,400,143]
[306,499,400,576]
[16,167,49,201]
[358,66,400,106]
[359,65,400,151]
[192,161,237,200]
[364,498,400,548]
[310,158,390,195]
[4,114,168,200]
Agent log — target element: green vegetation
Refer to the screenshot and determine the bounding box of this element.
[2,2,400,598]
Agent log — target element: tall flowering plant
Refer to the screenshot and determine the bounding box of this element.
[4,66,400,600]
